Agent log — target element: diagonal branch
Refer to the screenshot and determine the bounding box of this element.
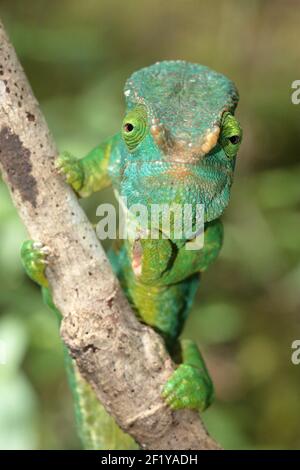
[0,20,220,450]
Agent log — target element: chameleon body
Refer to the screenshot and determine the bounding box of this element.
[21,61,242,449]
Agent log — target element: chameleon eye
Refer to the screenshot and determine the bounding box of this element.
[228,135,240,145]
[124,123,134,133]
[220,112,242,159]
[122,105,148,151]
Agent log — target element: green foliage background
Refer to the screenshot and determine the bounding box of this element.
[0,0,299,449]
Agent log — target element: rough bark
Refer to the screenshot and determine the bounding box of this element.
[0,20,220,450]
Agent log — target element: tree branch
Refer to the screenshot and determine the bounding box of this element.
[0,20,220,450]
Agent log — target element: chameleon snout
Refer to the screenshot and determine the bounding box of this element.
[150,119,220,163]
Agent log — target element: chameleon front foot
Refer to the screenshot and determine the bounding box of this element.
[20,240,49,288]
[162,363,214,412]
[55,151,84,192]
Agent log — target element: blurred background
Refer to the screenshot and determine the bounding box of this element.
[0,0,299,449]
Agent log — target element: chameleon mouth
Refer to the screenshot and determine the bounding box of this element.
[124,160,232,182]
[123,160,202,173]
[123,160,232,194]
[121,159,232,223]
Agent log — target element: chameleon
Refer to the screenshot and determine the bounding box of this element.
[20,60,242,449]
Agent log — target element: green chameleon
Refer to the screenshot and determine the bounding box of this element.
[21,61,242,449]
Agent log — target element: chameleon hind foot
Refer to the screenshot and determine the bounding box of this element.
[162,339,214,412]
[162,364,213,411]
[20,240,49,288]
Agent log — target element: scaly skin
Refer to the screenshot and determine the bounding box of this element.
[21,61,242,448]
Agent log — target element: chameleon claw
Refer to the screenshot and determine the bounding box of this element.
[33,241,43,249]
[32,242,50,256]
[40,246,50,255]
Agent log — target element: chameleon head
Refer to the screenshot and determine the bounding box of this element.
[119,61,242,228]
